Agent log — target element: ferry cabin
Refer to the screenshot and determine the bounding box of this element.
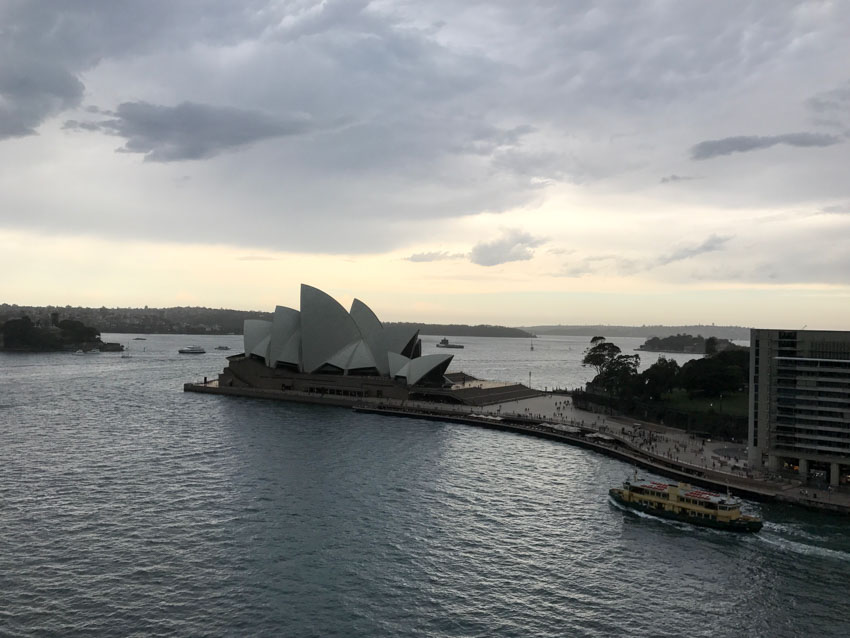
[621,481,746,524]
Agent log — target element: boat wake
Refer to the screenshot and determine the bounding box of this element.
[757,533,850,563]
[608,496,693,532]
[762,521,827,543]
[608,496,755,537]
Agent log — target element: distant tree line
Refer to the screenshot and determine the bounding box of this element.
[526,324,751,340]
[639,334,739,354]
[1,316,102,351]
[0,304,535,338]
[387,322,533,338]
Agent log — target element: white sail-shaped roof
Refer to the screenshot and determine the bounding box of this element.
[300,284,362,374]
[325,339,377,372]
[388,352,409,377]
[395,353,453,385]
[268,306,300,368]
[244,320,272,361]
[350,298,390,375]
[242,285,452,385]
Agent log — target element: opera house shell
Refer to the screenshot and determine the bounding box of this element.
[223,285,453,397]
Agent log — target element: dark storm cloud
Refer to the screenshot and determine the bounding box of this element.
[0,0,272,138]
[2,1,850,259]
[469,229,545,267]
[690,133,841,160]
[0,63,84,138]
[76,101,313,161]
[657,234,732,266]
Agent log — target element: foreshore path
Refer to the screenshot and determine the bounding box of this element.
[185,380,848,514]
[354,393,850,514]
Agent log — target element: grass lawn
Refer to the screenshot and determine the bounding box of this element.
[661,389,748,417]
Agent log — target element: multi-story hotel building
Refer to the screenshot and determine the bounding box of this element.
[749,329,850,486]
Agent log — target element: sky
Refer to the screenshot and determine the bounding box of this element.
[1,0,849,328]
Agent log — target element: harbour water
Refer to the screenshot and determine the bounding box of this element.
[1,334,848,637]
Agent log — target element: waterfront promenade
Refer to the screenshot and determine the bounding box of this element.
[420,393,850,513]
[186,380,850,514]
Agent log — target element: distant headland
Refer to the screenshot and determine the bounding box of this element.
[638,334,744,354]
[0,314,121,352]
[1,303,750,340]
[524,324,751,340]
[0,304,533,338]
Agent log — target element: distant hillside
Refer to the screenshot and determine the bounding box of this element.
[386,322,533,338]
[0,304,271,335]
[0,304,532,338]
[524,324,752,340]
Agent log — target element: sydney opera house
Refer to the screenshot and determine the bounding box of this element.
[213,284,456,403]
[204,284,540,407]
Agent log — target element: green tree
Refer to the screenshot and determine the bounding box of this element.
[595,353,641,396]
[58,319,99,343]
[680,357,744,398]
[582,339,622,376]
[640,356,680,400]
[1,316,61,350]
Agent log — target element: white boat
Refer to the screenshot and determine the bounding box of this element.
[178,345,206,354]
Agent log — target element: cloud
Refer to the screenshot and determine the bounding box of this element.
[405,251,463,262]
[690,133,841,160]
[660,174,697,184]
[469,229,545,266]
[2,1,850,261]
[554,255,638,278]
[0,63,84,139]
[820,203,850,215]
[657,234,732,266]
[70,101,313,161]
[236,255,277,261]
[807,82,850,116]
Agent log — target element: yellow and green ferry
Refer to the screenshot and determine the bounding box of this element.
[609,475,763,533]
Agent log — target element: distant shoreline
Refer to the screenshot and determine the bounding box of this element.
[637,347,704,355]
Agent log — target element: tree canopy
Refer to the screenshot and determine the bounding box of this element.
[582,339,622,375]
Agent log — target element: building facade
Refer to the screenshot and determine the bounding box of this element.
[749,329,850,487]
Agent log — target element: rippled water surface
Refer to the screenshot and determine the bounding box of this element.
[1,334,848,637]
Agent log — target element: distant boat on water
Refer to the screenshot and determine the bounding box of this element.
[214,345,231,351]
[178,345,206,354]
[133,337,147,340]
[436,338,464,349]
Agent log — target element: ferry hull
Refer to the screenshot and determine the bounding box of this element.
[609,489,763,533]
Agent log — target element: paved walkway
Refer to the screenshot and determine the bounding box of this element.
[476,394,850,511]
[188,381,850,512]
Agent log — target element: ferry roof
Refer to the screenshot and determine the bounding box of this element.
[636,481,739,505]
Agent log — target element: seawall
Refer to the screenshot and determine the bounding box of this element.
[184,381,849,514]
